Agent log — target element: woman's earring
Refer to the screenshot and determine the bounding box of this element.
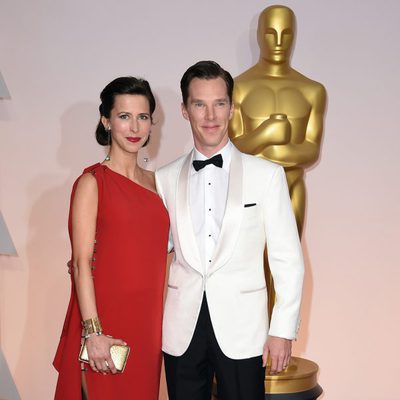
[107,127,111,144]
[105,127,111,161]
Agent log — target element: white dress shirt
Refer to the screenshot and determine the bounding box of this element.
[190,141,232,272]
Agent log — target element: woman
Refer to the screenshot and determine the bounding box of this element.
[53,77,169,399]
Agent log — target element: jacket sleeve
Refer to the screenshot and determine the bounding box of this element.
[263,166,304,339]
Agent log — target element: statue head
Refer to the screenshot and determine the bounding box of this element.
[257,5,296,64]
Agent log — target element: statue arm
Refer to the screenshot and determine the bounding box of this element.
[229,85,268,154]
[228,87,244,140]
[232,116,292,155]
[261,84,327,167]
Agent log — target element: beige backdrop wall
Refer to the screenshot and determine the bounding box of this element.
[1,0,399,399]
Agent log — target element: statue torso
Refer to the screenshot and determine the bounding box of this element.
[235,70,318,145]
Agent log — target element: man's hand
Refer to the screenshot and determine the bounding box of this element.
[263,335,292,374]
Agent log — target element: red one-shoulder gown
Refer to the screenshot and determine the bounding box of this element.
[53,163,169,399]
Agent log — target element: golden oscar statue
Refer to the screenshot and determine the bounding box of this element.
[228,5,326,399]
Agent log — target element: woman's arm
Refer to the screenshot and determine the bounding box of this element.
[72,173,125,374]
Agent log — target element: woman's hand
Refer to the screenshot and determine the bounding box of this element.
[86,334,127,374]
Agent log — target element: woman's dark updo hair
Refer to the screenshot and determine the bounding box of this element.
[95,76,156,146]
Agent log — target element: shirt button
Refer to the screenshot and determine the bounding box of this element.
[209,260,212,263]
[208,182,211,185]
[208,208,211,211]
[208,234,211,237]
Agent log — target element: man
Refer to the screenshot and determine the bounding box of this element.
[155,61,304,400]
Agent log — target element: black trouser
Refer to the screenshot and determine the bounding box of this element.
[164,294,266,400]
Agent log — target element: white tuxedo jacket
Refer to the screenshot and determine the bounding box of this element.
[155,146,304,360]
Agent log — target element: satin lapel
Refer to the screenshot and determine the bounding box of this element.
[209,147,244,274]
[176,150,204,275]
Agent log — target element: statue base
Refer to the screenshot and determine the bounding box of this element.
[212,357,322,400]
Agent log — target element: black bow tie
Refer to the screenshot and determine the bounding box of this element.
[192,154,223,171]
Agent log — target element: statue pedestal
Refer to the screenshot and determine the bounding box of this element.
[212,357,322,400]
[265,357,322,399]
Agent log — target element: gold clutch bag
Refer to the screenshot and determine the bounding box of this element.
[79,340,130,373]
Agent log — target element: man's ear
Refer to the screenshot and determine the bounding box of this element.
[228,102,234,120]
[181,103,189,120]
